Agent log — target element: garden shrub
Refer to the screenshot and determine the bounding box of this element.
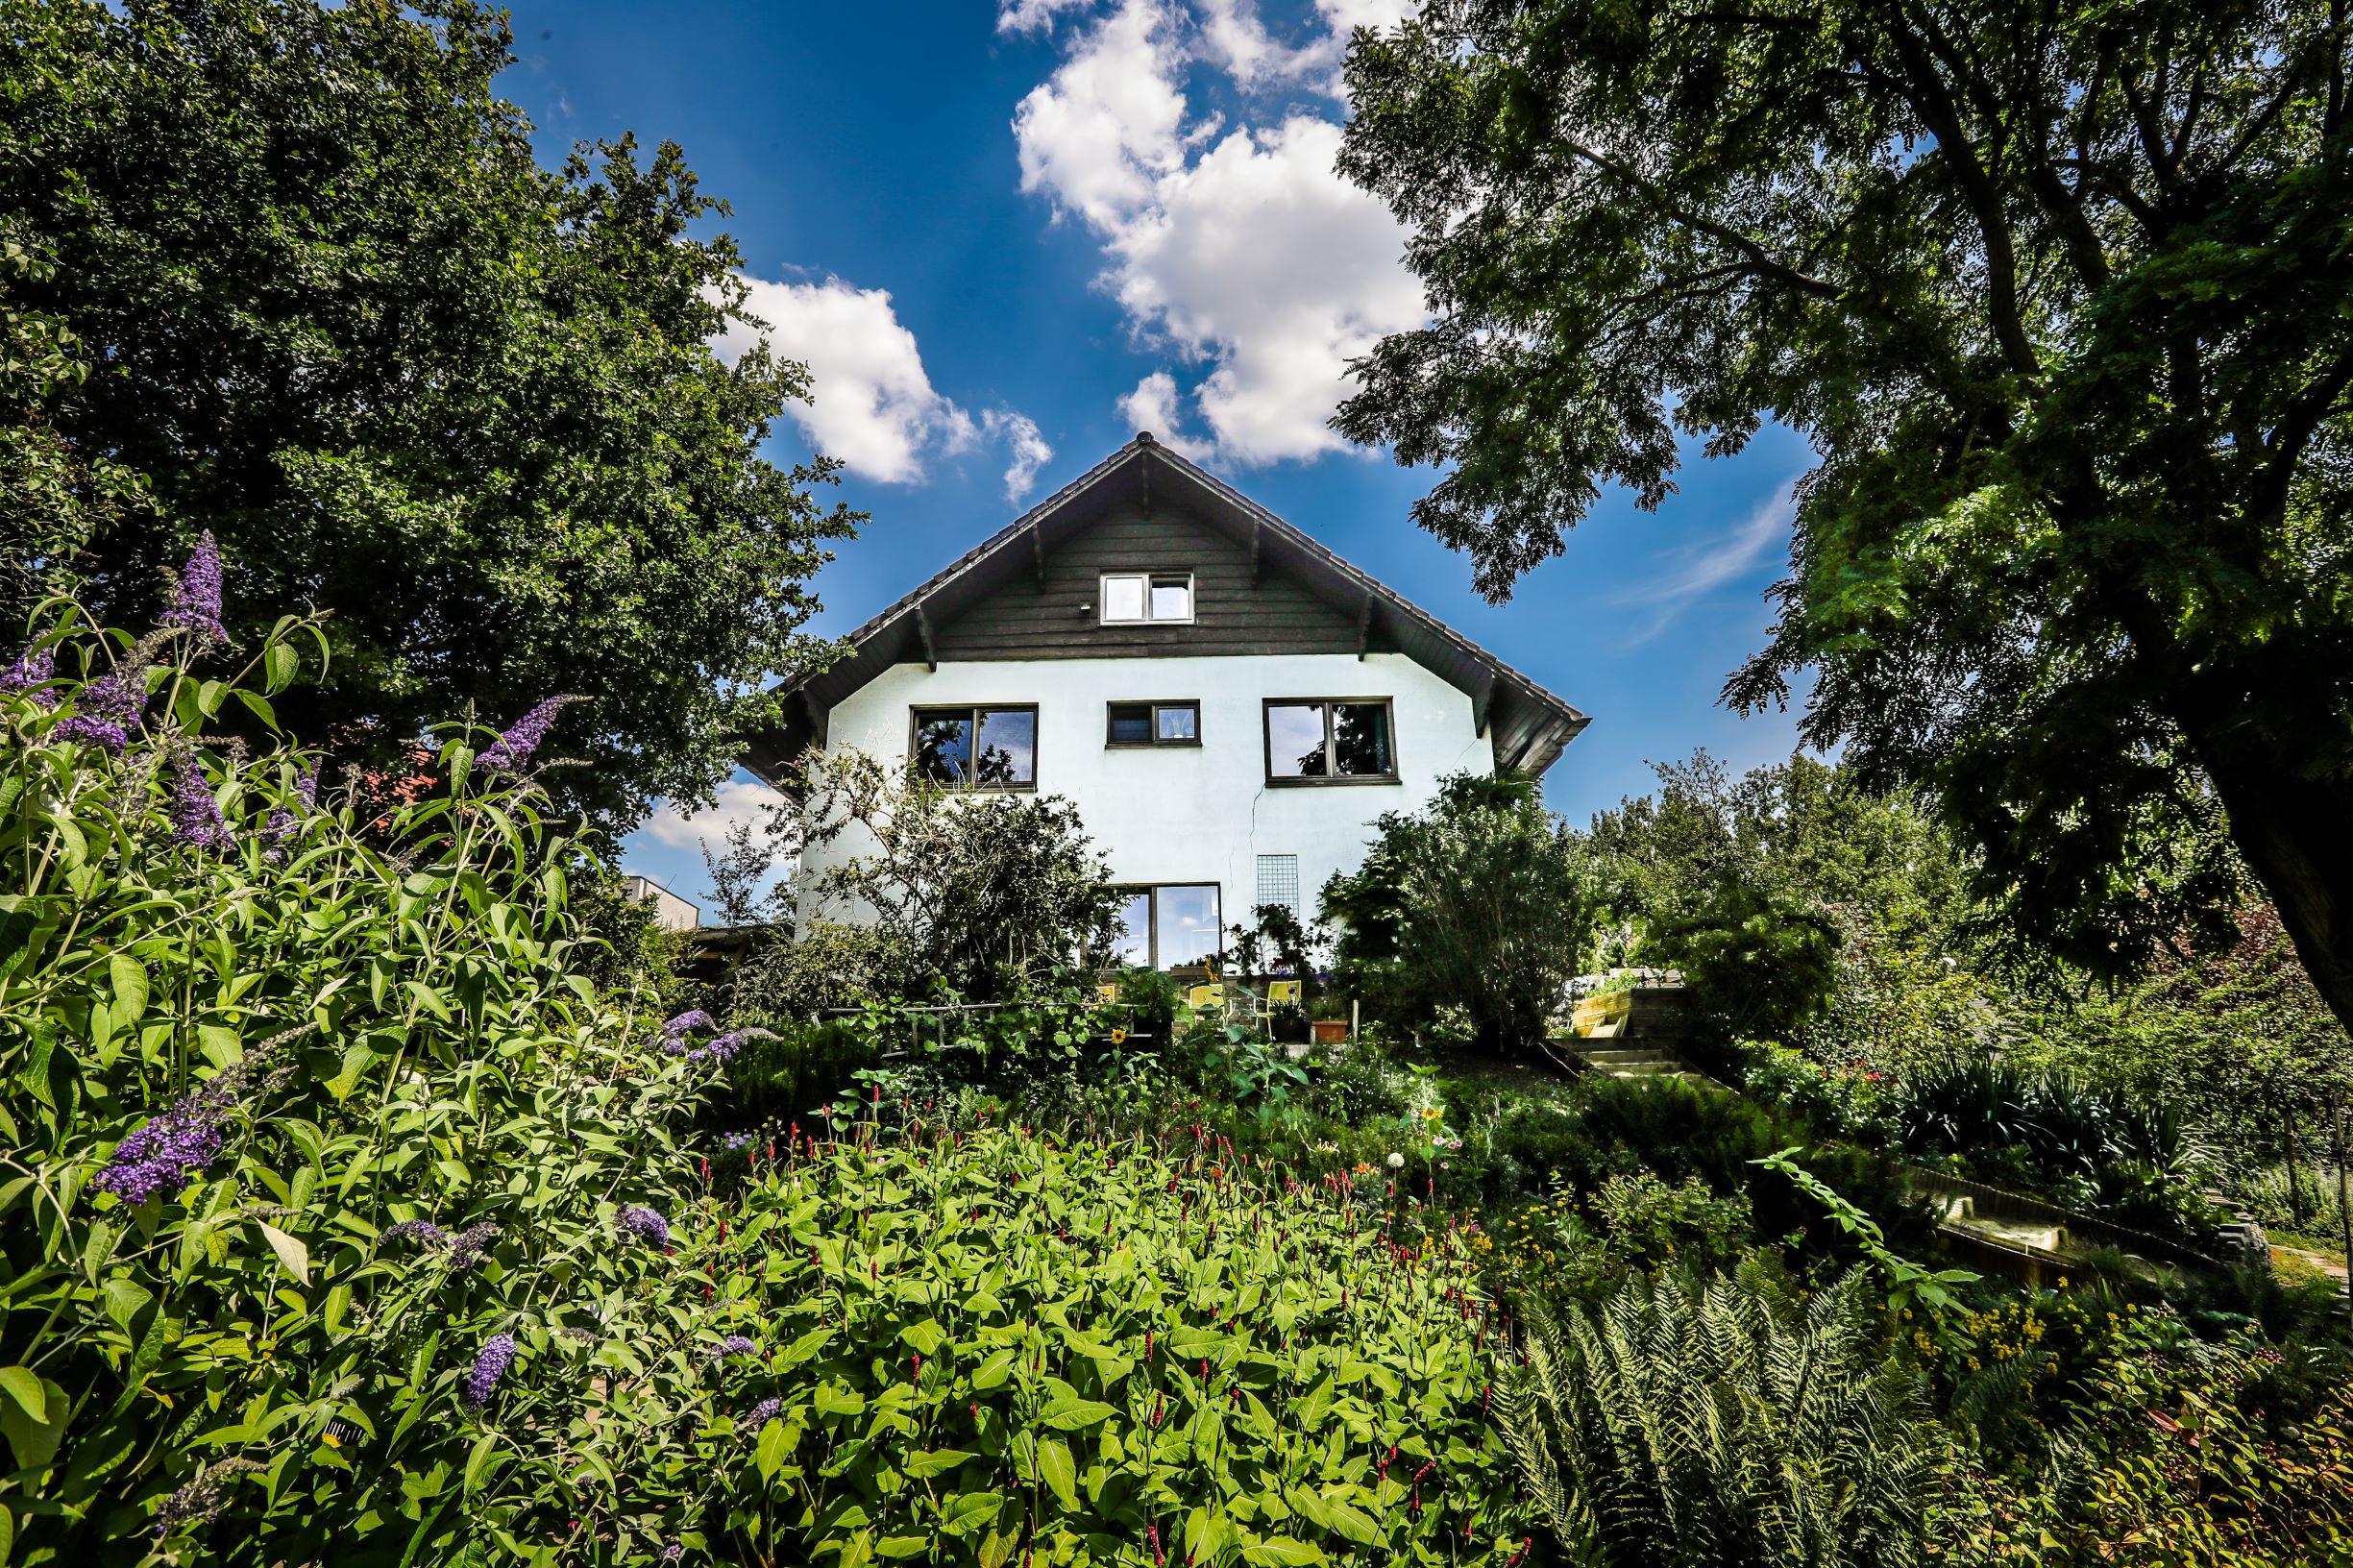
[1321,771,1597,1053]
[718,1017,883,1125]
[1,591,726,1561]
[721,1116,1530,1564]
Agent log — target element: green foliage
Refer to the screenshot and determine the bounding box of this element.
[0,0,859,828]
[1649,882,1839,1046]
[2,605,719,1561]
[1501,1260,1944,1568]
[779,749,1124,1006]
[1321,772,1596,1052]
[1942,1325,2353,1565]
[1335,0,2353,1031]
[723,1118,1528,1564]
[1758,1151,1979,1314]
[0,233,139,619]
[718,1017,884,1126]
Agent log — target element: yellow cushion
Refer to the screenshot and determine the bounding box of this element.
[1187,985,1225,1010]
[1266,980,1302,1006]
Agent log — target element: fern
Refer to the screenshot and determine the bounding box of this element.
[1501,1261,1948,1567]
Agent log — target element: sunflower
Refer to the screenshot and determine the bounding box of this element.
[1111,1027,1128,1044]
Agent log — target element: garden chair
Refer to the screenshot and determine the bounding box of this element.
[1187,983,1226,1012]
[1265,980,1302,1008]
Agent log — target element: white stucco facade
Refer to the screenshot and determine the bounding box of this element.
[799,651,1496,958]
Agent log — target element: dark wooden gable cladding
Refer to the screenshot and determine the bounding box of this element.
[931,501,1365,661]
[741,435,1588,788]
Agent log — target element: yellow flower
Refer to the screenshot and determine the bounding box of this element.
[1111,1027,1128,1044]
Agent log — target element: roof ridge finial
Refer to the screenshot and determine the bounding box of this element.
[1134,429,1157,447]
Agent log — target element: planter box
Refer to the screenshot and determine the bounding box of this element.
[1310,1019,1350,1045]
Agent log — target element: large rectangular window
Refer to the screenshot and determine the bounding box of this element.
[1263,698,1397,784]
[1110,883,1222,969]
[1099,572,1193,625]
[910,705,1037,790]
[1105,699,1200,747]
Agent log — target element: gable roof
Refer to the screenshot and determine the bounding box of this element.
[743,433,1590,781]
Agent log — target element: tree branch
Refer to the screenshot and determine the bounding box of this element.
[1556,138,1842,301]
[1882,12,2045,383]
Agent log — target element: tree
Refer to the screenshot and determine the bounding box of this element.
[1336,2,2353,1031]
[1322,771,1596,1051]
[786,749,1123,1003]
[0,0,858,831]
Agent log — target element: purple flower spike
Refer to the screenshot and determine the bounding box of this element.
[709,1335,758,1362]
[746,1396,782,1429]
[655,1010,715,1055]
[93,1095,224,1204]
[465,1333,517,1408]
[163,532,226,645]
[683,1027,768,1067]
[166,755,233,851]
[479,695,581,775]
[53,667,146,753]
[617,1205,671,1248]
[1,645,55,707]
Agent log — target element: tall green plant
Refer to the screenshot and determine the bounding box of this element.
[1500,1259,1944,1568]
[0,581,728,1562]
[1322,772,1595,1052]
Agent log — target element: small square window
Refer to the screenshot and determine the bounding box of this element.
[1107,700,1200,747]
[1100,572,1193,624]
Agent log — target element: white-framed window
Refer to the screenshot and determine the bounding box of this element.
[1099,572,1193,625]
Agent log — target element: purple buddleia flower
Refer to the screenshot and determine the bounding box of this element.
[478,695,582,775]
[53,666,146,753]
[617,1205,671,1248]
[93,1095,224,1204]
[263,764,318,849]
[1,644,55,707]
[166,754,233,851]
[465,1333,517,1408]
[447,1222,502,1269]
[162,532,226,645]
[93,1023,312,1205]
[683,1028,769,1067]
[655,1010,715,1055]
[708,1335,757,1362]
[746,1396,782,1430]
[379,1219,448,1249]
[152,1458,265,1538]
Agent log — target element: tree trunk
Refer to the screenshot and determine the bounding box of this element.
[2200,758,2353,1041]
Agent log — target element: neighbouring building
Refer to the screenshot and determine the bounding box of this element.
[623,875,701,933]
[744,433,1587,970]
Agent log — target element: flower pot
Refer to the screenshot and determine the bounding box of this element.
[1310,1018,1349,1045]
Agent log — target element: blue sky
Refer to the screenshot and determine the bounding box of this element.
[494,0,1815,913]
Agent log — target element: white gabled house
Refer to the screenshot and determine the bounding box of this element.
[744,433,1588,970]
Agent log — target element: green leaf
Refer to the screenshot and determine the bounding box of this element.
[1040,1399,1116,1431]
[969,1347,1017,1390]
[233,689,280,730]
[462,1433,500,1496]
[0,1370,43,1424]
[0,1377,65,1473]
[836,1531,873,1568]
[976,1530,1017,1568]
[1241,1539,1328,1566]
[263,640,301,695]
[1037,1436,1078,1509]
[935,1492,1006,1537]
[898,1318,946,1357]
[814,1384,867,1419]
[754,1417,794,1482]
[904,1448,977,1481]
[257,1222,309,1286]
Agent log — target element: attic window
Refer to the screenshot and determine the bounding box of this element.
[1100,572,1192,625]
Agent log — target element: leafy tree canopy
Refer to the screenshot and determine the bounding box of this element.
[0,0,858,830]
[1337,0,2353,1028]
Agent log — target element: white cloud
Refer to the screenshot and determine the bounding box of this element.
[714,274,1049,501]
[1611,484,1796,644]
[1117,371,1212,457]
[642,776,789,854]
[997,0,1097,34]
[1010,0,1427,467]
[715,276,974,485]
[982,409,1056,501]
